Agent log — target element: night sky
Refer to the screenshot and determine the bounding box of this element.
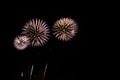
[0,5,88,80]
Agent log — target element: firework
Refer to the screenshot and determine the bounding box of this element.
[13,35,29,50]
[22,19,50,47]
[53,18,78,41]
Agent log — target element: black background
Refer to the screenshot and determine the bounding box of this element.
[0,2,88,80]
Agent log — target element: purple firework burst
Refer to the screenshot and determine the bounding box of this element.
[13,35,29,50]
[22,19,50,47]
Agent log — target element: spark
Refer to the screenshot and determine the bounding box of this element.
[21,72,24,77]
[29,64,34,80]
[42,63,48,80]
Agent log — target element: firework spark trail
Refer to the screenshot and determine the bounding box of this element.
[21,72,24,77]
[42,63,48,80]
[29,64,34,80]
[13,35,29,50]
[22,19,50,47]
[53,18,78,41]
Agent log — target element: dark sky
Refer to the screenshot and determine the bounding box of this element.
[0,5,88,80]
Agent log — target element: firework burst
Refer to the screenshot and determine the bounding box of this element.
[52,18,78,41]
[13,35,29,50]
[22,19,50,47]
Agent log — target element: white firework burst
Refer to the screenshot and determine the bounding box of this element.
[53,18,78,41]
[13,35,29,50]
[22,19,50,47]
